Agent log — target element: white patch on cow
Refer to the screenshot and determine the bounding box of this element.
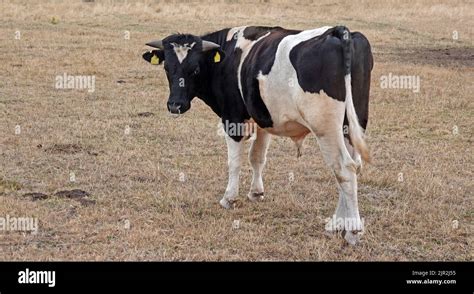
[171,42,196,64]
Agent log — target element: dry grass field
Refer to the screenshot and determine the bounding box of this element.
[0,0,472,261]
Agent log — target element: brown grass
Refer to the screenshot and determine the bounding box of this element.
[0,0,472,260]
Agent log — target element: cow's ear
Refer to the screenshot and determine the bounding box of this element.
[142,50,165,65]
[208,48,226,64]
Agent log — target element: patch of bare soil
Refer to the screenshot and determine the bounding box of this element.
[21,189,95,206]
[22,192,49,201]
[136,112,155,117]
[54,189,95,206]
[376,46,474,68]
[44,144,99,156]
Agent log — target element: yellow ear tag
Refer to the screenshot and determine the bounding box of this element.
[214,52,221,63]
[150,54,159,65]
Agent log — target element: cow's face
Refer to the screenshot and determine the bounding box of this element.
[143,34,225,115]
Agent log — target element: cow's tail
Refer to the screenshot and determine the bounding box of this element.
[335,26,370,163]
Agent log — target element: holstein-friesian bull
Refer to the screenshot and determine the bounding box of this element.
[143,25,373,245]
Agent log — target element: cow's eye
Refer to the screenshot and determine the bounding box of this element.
[191,67,200,76]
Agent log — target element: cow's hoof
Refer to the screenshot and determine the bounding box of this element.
[248,192,264,202]
[219,198,235,209]
[343,230,361,245]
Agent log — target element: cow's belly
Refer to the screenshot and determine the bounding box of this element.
[264,120,310,137]
[256,72,311,138]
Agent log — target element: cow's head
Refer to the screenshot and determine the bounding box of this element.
[143,34,225,115]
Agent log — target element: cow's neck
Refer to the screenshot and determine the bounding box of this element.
[202,29,231,50]
[194,29,241,119]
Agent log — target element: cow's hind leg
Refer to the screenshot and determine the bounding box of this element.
[248,128,272,202]
[219,133,244,209]
[319,134,363,245]
[299,92,363,245]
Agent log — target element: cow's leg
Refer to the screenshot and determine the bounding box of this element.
[318,133,363,245]
[299,92,363,245]
[332,186,348,232]
[344,137,362,173]
[219,133,244,209]
[248,128,271,202]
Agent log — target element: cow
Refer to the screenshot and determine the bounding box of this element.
[142,25,373,245]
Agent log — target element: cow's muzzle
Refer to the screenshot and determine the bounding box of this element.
[168,102,182,115]
[167,101,187,115]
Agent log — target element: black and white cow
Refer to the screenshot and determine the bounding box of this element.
[143,25,373,244]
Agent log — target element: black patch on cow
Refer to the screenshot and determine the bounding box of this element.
[289,27,349,102]
[343,32,373,137]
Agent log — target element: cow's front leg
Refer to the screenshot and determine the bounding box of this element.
[248,128,271,202]
[219,133,244,209]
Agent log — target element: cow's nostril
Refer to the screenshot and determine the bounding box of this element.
[168,103,182,115]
